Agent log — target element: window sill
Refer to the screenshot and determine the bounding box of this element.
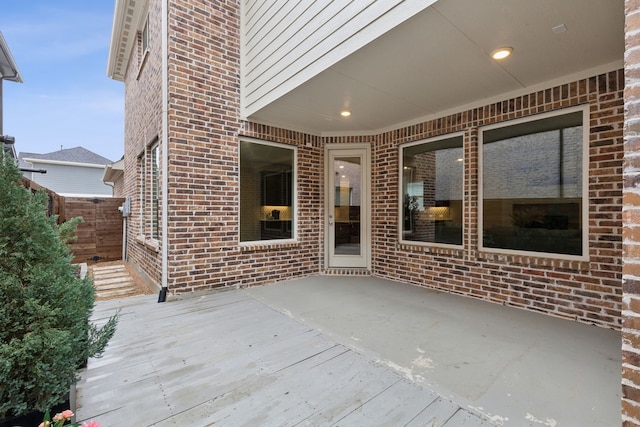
[477,248,589,271]
[397,241,464,257]
[136,234,160,253]
[239,240,300,252]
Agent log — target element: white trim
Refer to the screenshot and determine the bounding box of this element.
[238,136,298,245]
[398,132,465,249]
[107,0,150,81]
[21,158,107,169]
[102,158,125,184]
[0,31,23,83]
[57,193,115,198]
[139,147,146,240]
[324,142,371,269]
[161,0,169,292]
[477,104,590,262]
[239,0,247,121]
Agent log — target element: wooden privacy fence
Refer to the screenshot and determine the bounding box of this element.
[21,178,65,220]
[21,178,125,264]
[64,197,125,264]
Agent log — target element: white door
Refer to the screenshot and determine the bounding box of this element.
[326,145,370,269]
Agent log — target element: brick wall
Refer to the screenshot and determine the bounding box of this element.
[623,1,640,423]
[121,0,163,286]
[374,70,623,330]
[163,1,324,291]
[121,0,326,293]
[121,0,623,331]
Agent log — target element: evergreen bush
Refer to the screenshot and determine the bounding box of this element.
[0,155,118,418]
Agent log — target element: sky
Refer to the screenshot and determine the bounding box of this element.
[1,1,124,163]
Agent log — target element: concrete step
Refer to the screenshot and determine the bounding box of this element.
[93,268,129,277]
[90,262,152,301]
[96,288,137,298]
[92,265,127,274]
[96,281,135,291]
[93,276,134,286]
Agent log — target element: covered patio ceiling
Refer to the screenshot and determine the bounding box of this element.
[247,0,624,136]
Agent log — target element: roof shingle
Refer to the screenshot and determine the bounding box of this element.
[18,147,113,165]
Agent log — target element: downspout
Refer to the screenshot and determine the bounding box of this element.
[158,0,169,302]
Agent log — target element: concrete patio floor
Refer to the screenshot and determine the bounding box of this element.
[76,276,620,426]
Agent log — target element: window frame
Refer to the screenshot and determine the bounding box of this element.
[136,13,150,74]
[398,132,465,249]
[150,143,160,240]
[141,14,149,54]
[478,105,589,261]
[138,139,160,242]
[238,137,297,245]
[138,152,146,237]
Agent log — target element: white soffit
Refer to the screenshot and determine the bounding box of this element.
[0,31,23,83]
[247,0,624,135]
[107,0,149,81]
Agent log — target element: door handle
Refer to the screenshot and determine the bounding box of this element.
[328,214,334,226]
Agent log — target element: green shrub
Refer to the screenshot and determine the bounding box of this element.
[0,155,118,418]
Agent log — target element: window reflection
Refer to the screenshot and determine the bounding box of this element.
[400,135,463,246]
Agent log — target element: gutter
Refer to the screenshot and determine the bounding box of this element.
[158,0,169,302]
[21,158,108,168]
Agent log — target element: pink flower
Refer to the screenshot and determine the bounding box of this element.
[53,409,74,421]
[81,420,100,427]
[38,422,50,427]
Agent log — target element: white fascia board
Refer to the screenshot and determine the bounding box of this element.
[0,31,23,83]
[102,159,124,183]
[57,193,114,198]
[22,158,108,169]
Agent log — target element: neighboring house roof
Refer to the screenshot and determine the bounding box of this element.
[0,31,23,83]
[18,147,114,197]
[19,146,113,167]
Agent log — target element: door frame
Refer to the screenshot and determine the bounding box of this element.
[324,143,371,269]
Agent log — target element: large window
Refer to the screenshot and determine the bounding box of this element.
[150,144,160,239]
[240,139,295,243]
[400,134,464,246]
[138,141,160,240]
[480,107,587,257]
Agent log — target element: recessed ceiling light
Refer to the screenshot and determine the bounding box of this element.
[456,158,463,162]
[340,110,351,117]
[491,47,513,60]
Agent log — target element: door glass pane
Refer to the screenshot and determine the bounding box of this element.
[334,157,361,255]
